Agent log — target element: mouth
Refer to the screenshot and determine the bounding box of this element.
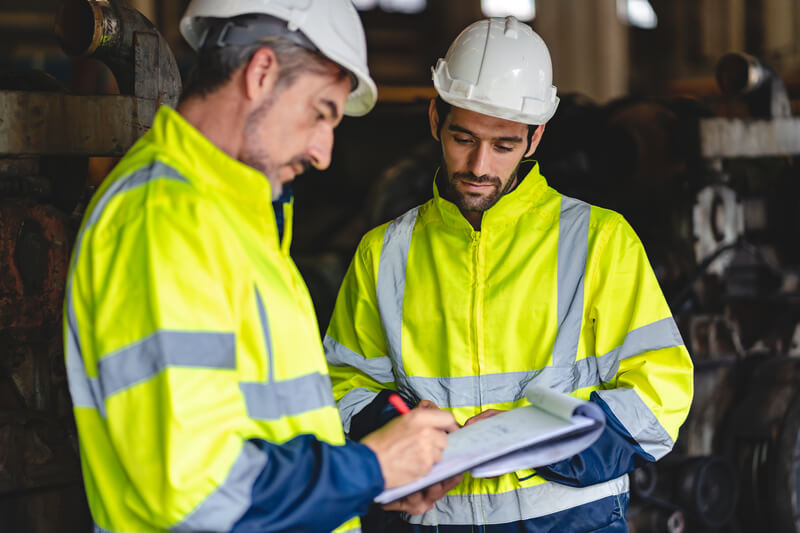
[457,179,497,192]
[287,159,312,179]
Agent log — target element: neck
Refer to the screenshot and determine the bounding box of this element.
[176,82,250,161]
[462,210,482,231]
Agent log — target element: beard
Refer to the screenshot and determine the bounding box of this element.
[438,160,520,213]
[239,97,311,200]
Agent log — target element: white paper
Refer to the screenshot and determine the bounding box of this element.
[374,386,605,504]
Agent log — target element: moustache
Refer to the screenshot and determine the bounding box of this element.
[453,172,501,186]
[289,157,313,175]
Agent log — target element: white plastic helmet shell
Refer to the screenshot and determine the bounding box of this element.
[432,17,559,125]
[180,0,377,116]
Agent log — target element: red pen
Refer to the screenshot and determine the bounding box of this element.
[388,393,411,414]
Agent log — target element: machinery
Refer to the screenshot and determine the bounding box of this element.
[0,1,180,530]
[535,52,800,533]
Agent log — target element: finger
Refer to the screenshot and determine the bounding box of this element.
[421,482,450,502]
[424,474,462,499]
[441,474,463,491]
[416,399,439,410]
[383,492,432,515]
[412,409,460,432]
[464,409,503,426]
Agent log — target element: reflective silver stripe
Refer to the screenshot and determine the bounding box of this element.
[86,161,188,228]
[93,443,271,532]
[98,331,236,399]
[66,296,105,414]
[240,373,336,420]
[596,317,685,383]
[172,440,268,532]
[65,161,190,414]
[336,387,379,434]
[245,287,336,420]
[532,317,686,392]
[552,196,590,367]
[255,288,275,381]
[596,387,674,460]
[70,330,235,415]
[376,206,419,378]
[406,474,629,525]
[356,318,684,410]
[323,335,395,383]
[403,315,685,404]
[404,372,535,408]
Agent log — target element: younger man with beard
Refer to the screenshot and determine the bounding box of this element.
[325,16,693,532]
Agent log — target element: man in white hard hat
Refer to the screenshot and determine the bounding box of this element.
[325,16,694,532]
[63,1,460,532]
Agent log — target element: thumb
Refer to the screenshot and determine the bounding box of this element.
[416,400,439,410]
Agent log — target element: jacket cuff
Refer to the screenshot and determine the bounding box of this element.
[349,389,404,441]
[536,391,655,487]
[231,435,384,532]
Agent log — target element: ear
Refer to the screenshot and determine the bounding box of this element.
[524,124,546,157]
[428,99,441,142]
[243,47,279,103]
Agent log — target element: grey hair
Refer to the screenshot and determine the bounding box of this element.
[180,18,340,102]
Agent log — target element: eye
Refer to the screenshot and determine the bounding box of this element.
[453,136,473,144]
[495,145,513,153]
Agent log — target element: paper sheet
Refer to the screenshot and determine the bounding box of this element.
[374,386,604,504]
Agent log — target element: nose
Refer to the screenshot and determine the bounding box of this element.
[469,142,492,177]
[307,123,335,171]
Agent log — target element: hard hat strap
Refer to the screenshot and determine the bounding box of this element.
[198,15,319,55]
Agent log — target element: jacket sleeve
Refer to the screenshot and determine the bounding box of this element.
[325,230,401,438]
[70,201,383,531]
[537,215,694,487]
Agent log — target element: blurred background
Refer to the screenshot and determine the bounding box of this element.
[3,0,800,531]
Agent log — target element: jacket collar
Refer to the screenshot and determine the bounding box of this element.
[432,160,549,230]
[150,105,292,251]
[150,105,273,213]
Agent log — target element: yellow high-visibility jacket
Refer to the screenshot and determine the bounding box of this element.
[64,106,382,533]
[325,162,693,530]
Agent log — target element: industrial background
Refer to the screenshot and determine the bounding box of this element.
[3,0,800,531]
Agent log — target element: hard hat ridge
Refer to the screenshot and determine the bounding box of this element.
[432,16,559,125]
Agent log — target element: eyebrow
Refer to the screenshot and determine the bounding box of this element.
[447,123,523,144]
[322,99,341,122]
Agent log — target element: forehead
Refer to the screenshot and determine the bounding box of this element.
[446,106,528,138]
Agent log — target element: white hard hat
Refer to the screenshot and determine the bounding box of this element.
[432,16,559,125]
[180,0,377,116]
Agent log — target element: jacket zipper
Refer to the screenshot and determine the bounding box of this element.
[470,229,486,529]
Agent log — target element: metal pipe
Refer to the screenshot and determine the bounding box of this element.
[54,0,181,105]
[715,52,791,119]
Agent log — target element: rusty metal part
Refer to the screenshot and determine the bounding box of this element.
[54,0,181,105]
[0,199,76,497]
[0,3,179,530]
[0,90,151,157]
[1,0,182,158]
